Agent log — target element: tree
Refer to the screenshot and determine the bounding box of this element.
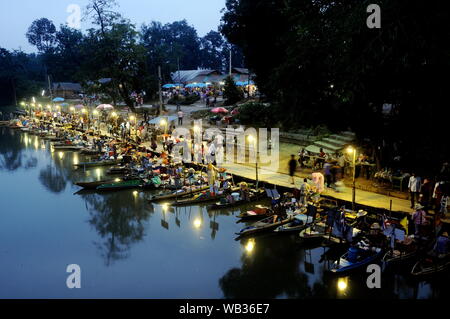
[223,75,243,105]
[26,18,57,53]
[79,21,148,109]
[199,31,225,70]
[220,0,450,172]
[85,0,121,37]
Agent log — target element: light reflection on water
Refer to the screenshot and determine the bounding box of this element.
[0,127,448,299]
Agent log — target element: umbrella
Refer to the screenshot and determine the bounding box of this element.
[74,104,84,109]
[163,84,176,89]
[211,107,229,114]
[231,109,239,115]
[52,97,65,102]
[60,103,69,107]
[96,104,114,110]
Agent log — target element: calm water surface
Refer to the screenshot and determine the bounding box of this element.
[0,127,447,299]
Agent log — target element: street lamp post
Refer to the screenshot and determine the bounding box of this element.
[347,146,357,211]
[248,135,259,188]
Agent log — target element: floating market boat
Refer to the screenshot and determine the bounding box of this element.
[236,205,274,222]
[411,253,450,276]
[96,178,155,191]
[274,213,314,233]
[75,179,118,190]
[170,188,239,206]
[148,185,210,202]
[235,214,295,238]
[52,145,84,151]
[208,188,267,210]
[74,159,121,168]
[330,245,384,274]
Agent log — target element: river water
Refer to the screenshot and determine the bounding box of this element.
[0,126,447,299]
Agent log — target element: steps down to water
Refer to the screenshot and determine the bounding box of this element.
[305,131,355,155]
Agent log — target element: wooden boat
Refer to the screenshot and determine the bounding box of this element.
[299,222,328,242]
[148,185,209,202]
[106,166,133,175]
[171,191,227,206]
[411,253,450,276]
[96,179,154,191]
[80,148,103,156]
[74,159,120,168]
[236,215,295,238]
[208,189,267,210]
[236,205,274,222]
[52,145,84,151]
[75,179,118,189]
[330,246,384,274]
[274,213,314,233]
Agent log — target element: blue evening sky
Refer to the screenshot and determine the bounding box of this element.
[0,0,226,53]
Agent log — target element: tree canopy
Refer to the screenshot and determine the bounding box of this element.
[220,0,450,172]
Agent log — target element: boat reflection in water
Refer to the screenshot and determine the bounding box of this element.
[0,127,449,298]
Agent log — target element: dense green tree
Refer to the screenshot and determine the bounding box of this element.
[199,31,225,70]
[221,0,450,172]
[26,18,57,53]
[223,75,243,105]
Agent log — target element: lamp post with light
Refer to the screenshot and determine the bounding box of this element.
[347,146,357,211]
[248,134,259,188]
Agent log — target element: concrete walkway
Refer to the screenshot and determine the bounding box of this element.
[220,162,412,214]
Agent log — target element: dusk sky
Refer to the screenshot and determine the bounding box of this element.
[0,0,226,53]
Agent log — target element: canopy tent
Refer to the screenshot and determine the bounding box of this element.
[185,83,206,88]
[52,97,65,102]
[148,115,177,125]
[236,80,255,86]
[96,104,114,110]
[162,83,184,89]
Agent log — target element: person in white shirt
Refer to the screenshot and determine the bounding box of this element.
[177,111,184,125]
[408,173,422,208]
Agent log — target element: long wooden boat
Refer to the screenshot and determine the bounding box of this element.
[74,159,120,168]
[80,148,103,156]
[236,205,273,222]
[170,187,240,206]
[52,145,84,151]
[274,213,314,233]
[148,185,209,202]
[208,189,267,210]
[96,179,154,191]
[75,179,118,190]
[411,253,450,276]
[106,166,133,175]
[236,215,295,238]
[299,222,328,243]
[330,246,384,274]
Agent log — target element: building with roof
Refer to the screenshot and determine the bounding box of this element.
[170,69,222,84]
[52,82,82,99]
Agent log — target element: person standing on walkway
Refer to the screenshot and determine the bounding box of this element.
[419,178,433,211]
[289,154,297,185]
[408,173,422,208]
[298,148,307,168]
[412,204,428,236]
[299,179,311,206]
[178,110,184,126]
[323,161,333,188]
